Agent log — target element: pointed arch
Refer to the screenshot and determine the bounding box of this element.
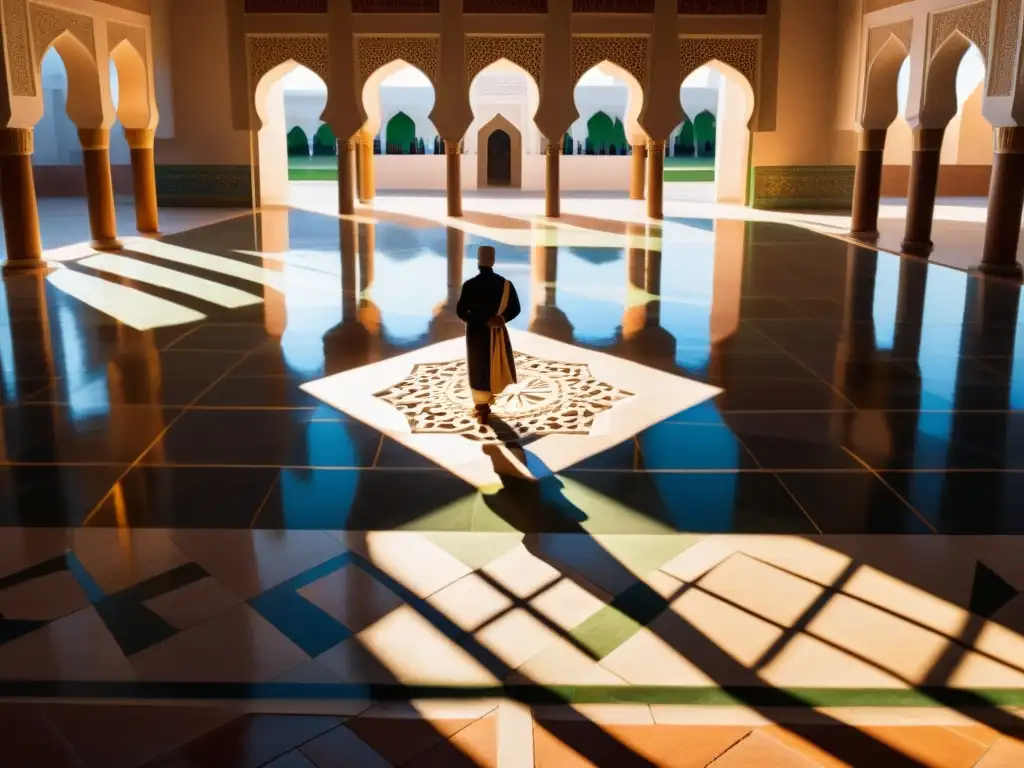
[109,38,153,129]
[38,33,105,129]
[922,30,984,127]
[861,33,910,128]
[468,58,541,157]
[361,58,436,138]
[477,113,522,188]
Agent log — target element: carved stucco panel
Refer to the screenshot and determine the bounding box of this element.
[988,0,1020,96]
[679,36,759,90]
[248,35,329,92]
[356,35,439,86]
[572,36,648,87]
[929,0,992,61]
[30,2,96,62]
[866,19,913,66]
[108,20,148,62]
[465,35,543,85]
[4,0,36,96]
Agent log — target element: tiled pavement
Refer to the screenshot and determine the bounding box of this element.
[6,202,1024,765]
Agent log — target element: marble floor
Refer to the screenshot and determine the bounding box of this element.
[4,193,1024,765]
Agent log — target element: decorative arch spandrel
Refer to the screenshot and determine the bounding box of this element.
[356,36,439,88]
[247,35,329,94]
[4,0,36,97]
[928,0,992,63]
[572,36,648,89]
[866,19,912,69]
[30,3,96,63]
[465,36,544,86]
[678,36,759,92]
[987,0,1020,96]
[107,21,148,62]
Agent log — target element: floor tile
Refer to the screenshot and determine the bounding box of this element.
[724,412,863,469]
[130,604,310,682]
[297,562,406,632]
[85,466,279,528]
[345,717,475,767]
[195,375,323,409]
[299,724,392,768]
[708,730,825,767]
[885,471,1024,534]
[0,527,70,579]
[0,464,126,526]
[340,532,473,599]
[143,576,244,630]
[0,568,88,621]
[0,704,85,768]
[405,715,497,768]
[165,324,272,352]
[69,528,191,594]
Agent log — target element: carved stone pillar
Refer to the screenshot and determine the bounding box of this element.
[978,127,1024,278]
[850,129,886,238]
[545,139,561,218]
[358,133,375,203]
[338,138,355,216]
[630,143,646,200]
[78,128,121,250]
[124,128,159,234]
[645,140,665,220]
[901,127,944,256]
[445,140,462,218]
[0,128,45,272]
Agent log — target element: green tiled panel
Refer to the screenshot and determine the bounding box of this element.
[156,165,253,208]
[751,165,855,211]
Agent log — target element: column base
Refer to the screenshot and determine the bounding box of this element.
[850,229,879,240]
[973,261,1024,280]
[91,237,123,251]
[2,258,51,276]
[901,239,932,257]
[136,230,162,239]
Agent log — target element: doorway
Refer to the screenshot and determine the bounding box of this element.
[487,130,512,186]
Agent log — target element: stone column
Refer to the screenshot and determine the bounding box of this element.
[445,140,462,218]
[645,140,665,220]
[901,127,944,256]
[338,138,355,215]
[78,128,122,250]
[358,134,375,203]
[978,127,1024,278]
[125,128,159,234]
[630,144,646,200]
[850,128,886,238]
[545,139,561,218]
[0,128,45,273]
[358,221,375,292]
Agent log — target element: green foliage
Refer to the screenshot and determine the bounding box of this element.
[312,124,336,156]
[286,126,309,157]
[563,133,573,155]
[611,118,628,153]
[385,111,416,155]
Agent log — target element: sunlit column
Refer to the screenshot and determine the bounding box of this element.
[359,132,375,203]
[338,137,355,215]
[978,127,1024,278]
[545,138,561,218]
[644,228,662,326]
[358,221,375,293]
[124,128,159,234]
[850,128,886,238]
[446,226,465,305]
[340,218,359,319]
[901,127,944,256]
[445,140,463,218]
[645,140,665,220]
[78,128,122,250]
[0,128,45,273]
[629,143,646,200]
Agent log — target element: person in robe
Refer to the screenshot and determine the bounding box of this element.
[456,245,521,423]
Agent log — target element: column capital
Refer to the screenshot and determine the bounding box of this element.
[78,128,111,150]
[444,140,462,155]
[994,127,1024,154]
[339,138,355,151]
[858,128,886,152]
[124,128,155,149]
[0,128,34,156]
[646,139,666,155]
[912,127,944,152]
[544,141,562,156]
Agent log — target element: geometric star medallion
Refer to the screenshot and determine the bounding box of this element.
[302,330,721,488]
[374,353,634,444]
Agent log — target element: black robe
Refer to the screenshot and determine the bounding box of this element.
[456,267,521,394]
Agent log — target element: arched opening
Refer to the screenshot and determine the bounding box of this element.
[671,62,754,203]
[882,41,988,197]
[361,61,438,190]
[468,59,540,191]
[33,40,131,201]
[252,60,328,206]
[487,129,512,185]
[476,114,522,188]
[570,62,644,192]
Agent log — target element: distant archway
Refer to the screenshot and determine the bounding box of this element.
[385,111,417,154]
[287,126,310,156]
[477,114,522,188]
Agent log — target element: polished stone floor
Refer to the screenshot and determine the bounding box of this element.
[4,199,1024,766]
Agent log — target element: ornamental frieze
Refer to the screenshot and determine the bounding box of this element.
[353,0,440,11]
[677,0,767,13]
[463,0,547,11]
[244,0,327,12]
[573,0,655,12]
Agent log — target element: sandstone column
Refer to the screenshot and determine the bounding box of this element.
[901,127,944,256]
[445,140,462,218]
[358,133,375,203]
[78,128,122,250]
[125,128,159,234]
[545,139,561,218]
[338,137,355,215]
[0,128,45,273]
[850,128,886,238]
[978,127,1024,278]
[646,140,665,220]
[630,143,646,200]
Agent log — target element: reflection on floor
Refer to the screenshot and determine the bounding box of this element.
[4,201,1024,766]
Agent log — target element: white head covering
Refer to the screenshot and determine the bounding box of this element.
[477,245,496,268]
